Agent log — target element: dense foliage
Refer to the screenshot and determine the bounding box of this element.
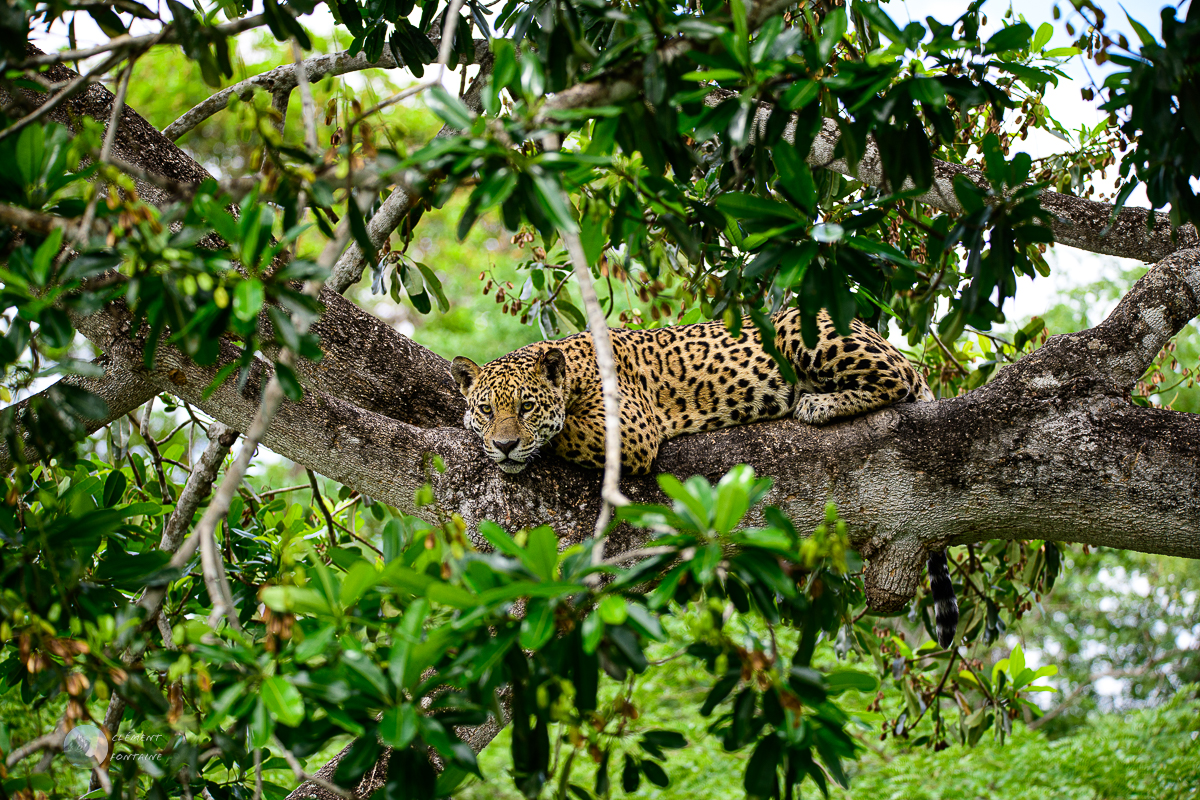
[1,0,1198,798]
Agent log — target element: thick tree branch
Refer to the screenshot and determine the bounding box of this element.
[73,253,1200,606]
[0,359,158,471]
[2,51,462,433]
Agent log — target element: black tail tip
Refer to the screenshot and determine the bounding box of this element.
[928,549,959,648]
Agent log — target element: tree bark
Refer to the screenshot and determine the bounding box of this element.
[71,251,1200,604]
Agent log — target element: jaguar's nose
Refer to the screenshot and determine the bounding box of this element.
[493,438,520,455]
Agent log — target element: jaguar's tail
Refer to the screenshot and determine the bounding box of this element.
[928,549,959,648]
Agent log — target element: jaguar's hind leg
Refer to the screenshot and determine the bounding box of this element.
[794,388,904,425]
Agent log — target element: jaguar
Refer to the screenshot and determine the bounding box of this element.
[451,307,958,646]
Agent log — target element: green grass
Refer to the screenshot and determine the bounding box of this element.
[459,685,1200,800]
[833,691,1200,800]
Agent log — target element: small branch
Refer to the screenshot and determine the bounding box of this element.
[292,41,318,153]
[908,648,958,729]
[930,330,969,377]
[601,546,676,565]
[543,133,629,553]
[158,423,239,555]
[132,403,174,502]
[258,484,312,498]
[308,468,337,547]
[161,39,491,141]
[4,728,65,768]
[76,56,135,247]
[16,14,268,70]
[436,0,468,74]
[0,201,79,237]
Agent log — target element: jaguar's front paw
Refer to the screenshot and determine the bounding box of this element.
[794,394,836,425]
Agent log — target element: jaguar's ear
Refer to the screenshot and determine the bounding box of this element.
[537,349,567,389]
[451,357,482,396]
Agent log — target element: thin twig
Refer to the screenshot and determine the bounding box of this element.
[130,406,174,502]
[930,330,969,377]
[329,517,385,556]
[601,546,676,565]
[307,468,337,547]
[908,648,958,729]
[330,54,494,293]
[4,728,65,768]
[257,484,311,498]
[346,0,466,129]
[541,134,628,557]
[348,80,439,131]
[157,417,191,447]
[76,56,135,247]
[292,41,319,153]
[16,14,267,70]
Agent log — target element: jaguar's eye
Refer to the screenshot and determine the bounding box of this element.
[521,401,535,413]
[480,404,493,415]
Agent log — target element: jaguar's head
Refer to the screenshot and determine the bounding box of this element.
[450,348,568,473]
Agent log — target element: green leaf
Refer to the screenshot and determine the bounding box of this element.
[14,115,45,188]
[824,669,881,695]
[275,362,303,402]
[233,279,265,323]
[1009,642,1026,677]
[37,307,74,349]
[378,705,419,748]
[249,698,273,747]
[261,676,305,726]
[909,77,947,107]
[425,85,474,129]
[744,735,781,796]
[31,227,63,286]
[519,598,555,650]
[641,759,669,788]
[1124,11,1156,47]
[414,262,450,313]
[102,470,127,507]
[780,79,820,111]
[681,69,745,82]
[524,525,559,581]
[1032,21,1053,51]
[984,22,1033,54]
[657,473,710,529]
[641,730,688,750]
[773,146,817,213]
[598,595,628,625]
[389,598,430,691]
[342,649,391,701]
[260,586,333,616]
[347,196,378,269]
[529,172,579,233]
[714,192,802,222]
[621,754,640,792]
